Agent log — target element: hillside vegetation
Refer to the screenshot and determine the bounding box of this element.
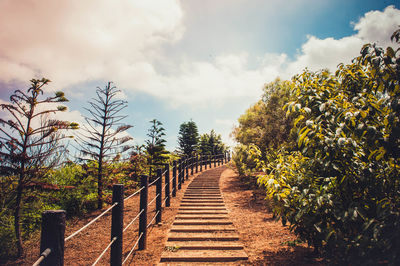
[232,29,400,264]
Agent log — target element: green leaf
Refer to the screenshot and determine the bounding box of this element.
[298,128,311,147]
[386,46,395,58]
[57,106,67,111]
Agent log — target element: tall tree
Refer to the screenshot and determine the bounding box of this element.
[177,120,199,156]
[0,78,78,256]
[198,130,226,155]
[145,119,168,178]
[233,79,294,151]
[79,82,132,209]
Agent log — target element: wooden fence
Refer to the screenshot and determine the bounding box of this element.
[32,152,231,266]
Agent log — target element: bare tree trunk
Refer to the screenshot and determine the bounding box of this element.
[97,160,103,209]
[14,180,24,256]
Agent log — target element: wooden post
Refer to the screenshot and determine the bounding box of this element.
[185,157,189,179]
[139,175,148,250]
[178,159,182,189]
[111,184,124,266]
[165,164,170,207]
[40,210,66,266]
[181,159,185,184]
[172,160,177,197]
[190,156,194,176]
[156,168,162,224]
[195,155,198,173]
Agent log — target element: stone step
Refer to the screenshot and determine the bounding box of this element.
[175,215,229,220]
[179,207,226,210]
[183,195,222,199]
[184,193,221,196]
[167,232,240,241]
[181,202,225,207]
[182,199,224,203]
[173,220,233,225]
[187,186,219,189]
[178,210,228,215]
[160,249,248,262]
[170,224,235,230]
[164,241,244,250]
[186,187,219,189]
[170,227,235,233]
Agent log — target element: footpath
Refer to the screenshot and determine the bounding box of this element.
[159,167,248,264]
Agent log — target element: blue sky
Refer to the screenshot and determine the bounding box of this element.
[0,0,399,152]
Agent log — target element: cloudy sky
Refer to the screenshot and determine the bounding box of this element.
[0,0,399,152]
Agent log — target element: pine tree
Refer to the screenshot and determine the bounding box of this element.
[145,119,168,179]
[199,129,226,155]
[78,82,132,209]
[0,78,78,256]
[177,120,199,156]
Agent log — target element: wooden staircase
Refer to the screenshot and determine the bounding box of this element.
[159,167,248,264]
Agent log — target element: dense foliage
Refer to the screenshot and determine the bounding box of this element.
[177,120,199,156]
[232,79,295,182]
[234,30,400,264]
[145,119,169,179]
[233,79,294,152]
[198,129,227,155]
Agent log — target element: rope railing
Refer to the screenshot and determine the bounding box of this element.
[124,185,145,202]
[122,232,143,265]
[65,202,118,242]
[148,175,161,186]
[92,237,117,266]
[35,152,230,266]
[123,209,143,233]
[162,169,168,176]
[147,210,160,229]
[147,193,159,207]
[32,248,51,266]
[163,196,169,206]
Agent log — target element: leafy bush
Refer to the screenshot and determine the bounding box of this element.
[0,215,16,258]
[258,33,400,264]
[232,144,261,186]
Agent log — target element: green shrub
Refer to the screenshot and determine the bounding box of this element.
[0,214,16,259]
[258,35,400,264]
[238,30,400,264]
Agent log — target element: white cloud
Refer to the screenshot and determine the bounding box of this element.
[283,5,400,77]
[354,5,400,48]
[121,5,400,107]
[0,0,183,89]
[0,2,399,109]
[284,36,364,76]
